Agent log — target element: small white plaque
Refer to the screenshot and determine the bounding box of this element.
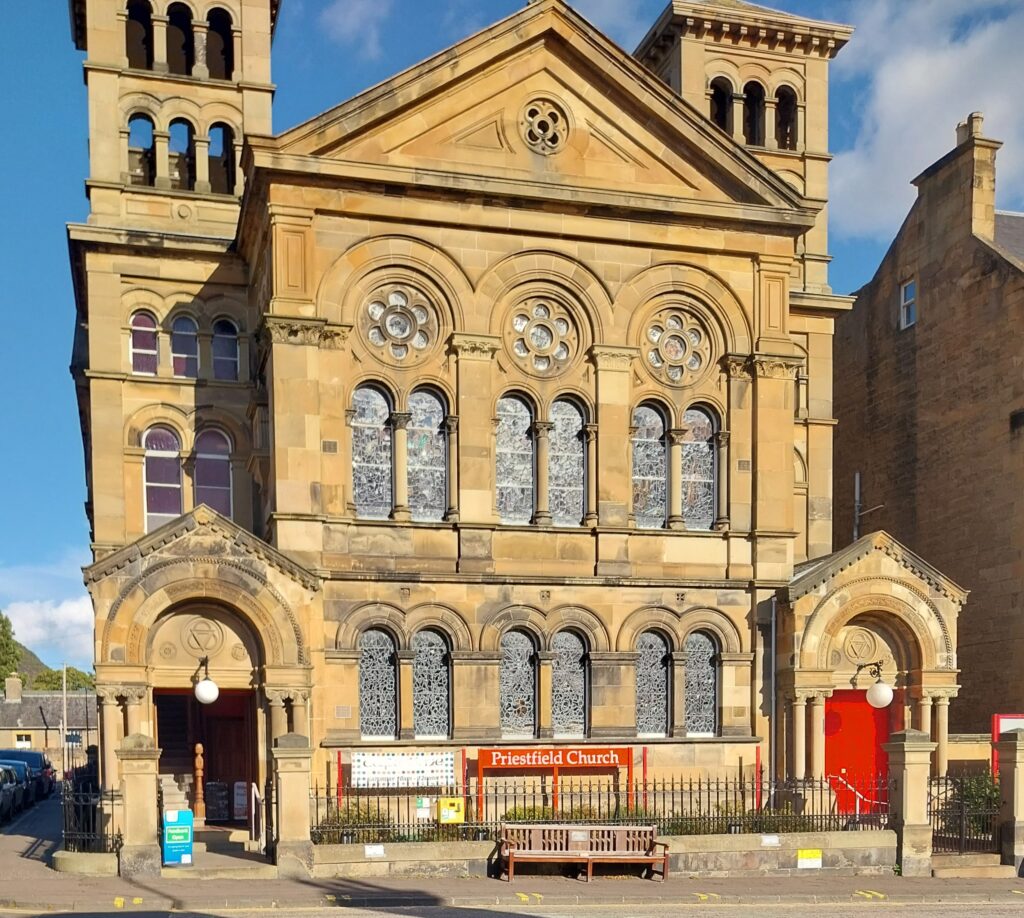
[760,834,781,848]
[570,831,589,843]
[364,844,385,859]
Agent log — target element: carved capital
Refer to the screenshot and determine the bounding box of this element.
[668,427,690,447]
[390,412,412,431]
[451,333,501,359]
[97,686,123,705]
[714,431,731,448]
[752,355,803,379]
[262,317,351,350]
[444,415,460,434]
[122,686,148,704]
[265,689,288,706]
[583,422,598,443]
[320,324,353,350]
[723,355,753,379]
[532,420,553,438]
[589,345,640,371]
[926,688,958,702]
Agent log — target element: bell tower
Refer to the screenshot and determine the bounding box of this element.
[69,0,278,235]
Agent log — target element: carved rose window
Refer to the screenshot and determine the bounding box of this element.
[363,286,437,364]
[644,308,713,386]
[509,299,577,377]
[521,99,568,155]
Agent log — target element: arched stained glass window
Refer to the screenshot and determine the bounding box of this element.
[552,631,587,736]
[632,405,668,529]
[496,396,534,524]
[171,316,199,378]
[359,628,398,738]
[130,312,158,374]
[352,387,393,520]
[412,629,450,738]
[499,630,537,737]
[636,631,670,736]
[144,427,181,532]
[408,390,446,522]
[549,400,585,527]
[212,319,239,381]
[194,429,232,518]
[684,631,719,736]
[682,408,716,530]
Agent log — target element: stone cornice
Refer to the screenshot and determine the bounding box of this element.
[450,334,501,358]
[589,345,640,370]
[751,355,804,379]
[84,504,320,592]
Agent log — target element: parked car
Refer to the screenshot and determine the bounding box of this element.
[0,750,54,798]
[0,761,36,809]
[0,766,18,821]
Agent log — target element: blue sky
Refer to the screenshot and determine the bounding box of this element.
[0,0,1022,670]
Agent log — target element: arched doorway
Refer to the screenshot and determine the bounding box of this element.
[148,604,261,824]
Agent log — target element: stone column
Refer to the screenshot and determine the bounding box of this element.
[764,98,778,149]
[532,421,553,526]
[119,128,131,183]
[537,651,555,740]
[99,688,123,790]
[668,652,688,737]
[934,695,951,776]
[267,691,288,743]
[791,695,807,780]
[445,416,460,522]
[583,423,598,526]
[124,687,148,738]
[996,729,1024,873]
[191,19,209,79]
[290,691,309,737]
[667,428,686,530]
[796,104,806,152]
[154,131,170,189]
[731,93,746,144]
[884,729,937,877]
[390,412,411,522]
[714,431,730,531]
[272,735,314,878]
[344,408,357,518]
[398,650,415,740]
[233,143,244,195]
[117,734,162,878]
[915,693,933,736]
[151,15,169,72]
[231,28,242,80]
[809,693,827,780]
[193,135,211,194]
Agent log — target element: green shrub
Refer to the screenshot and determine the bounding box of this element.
[501,804,597,822]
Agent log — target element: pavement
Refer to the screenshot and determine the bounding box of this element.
[3,795,1024,915]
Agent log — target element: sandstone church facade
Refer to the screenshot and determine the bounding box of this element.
[68,0,966,843]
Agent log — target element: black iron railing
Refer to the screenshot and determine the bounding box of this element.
[310,772,888,845]
[929,773,1000,854]
[61,784,122,855]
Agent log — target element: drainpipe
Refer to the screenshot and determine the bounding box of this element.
[770,595,778,786]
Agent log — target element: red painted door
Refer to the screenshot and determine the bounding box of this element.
[825,690,889,809]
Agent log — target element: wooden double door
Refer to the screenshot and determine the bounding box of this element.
[154,689,255,823]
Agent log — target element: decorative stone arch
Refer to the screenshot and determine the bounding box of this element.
[206,294,248,332]
[542,388,594,424]
[126,402,191,450]
[101,557,307,668]
[620,263,753,357]
[616,606,684,653]
[679,607,744,655]
[122,287,165,320]
[480,604,548,652]
[705,60,741,89]
[799,579,951,672]
[189,405,252,456]
[402,378,457,417]
[492,386,542,422]
[119,92,163,126]
[335,601,408,651]
[794,447,808,487]
[769,70,806,100]
[347,375,400,410]
[683,398,725,428]
[477,249,613,342]
[159,98,203,135]
[317,235,471,331]
[405,603,473,652]
[154,0,198,15]
[546,605,610,653]
[198,101,243,136]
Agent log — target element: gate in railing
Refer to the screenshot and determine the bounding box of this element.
[929,774,1000,854]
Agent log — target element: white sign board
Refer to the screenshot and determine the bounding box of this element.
[352,751,456,788]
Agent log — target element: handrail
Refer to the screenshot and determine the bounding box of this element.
[826,773,888,813]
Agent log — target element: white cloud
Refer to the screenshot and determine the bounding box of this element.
[0,549,93,671]
[319,0,395,60]
[569,0,651,49]
[5,597,94,672]
[832,0,1024,241]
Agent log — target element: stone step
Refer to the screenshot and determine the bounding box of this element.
[161,863,279,880]
[932,864,1018,878]
[932,853,1005,869]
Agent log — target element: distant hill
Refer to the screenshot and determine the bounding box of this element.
[15,642,47,681]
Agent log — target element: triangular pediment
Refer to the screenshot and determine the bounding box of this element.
[84,505,319,592]
[266,0,810,218]
[788,531,968,605]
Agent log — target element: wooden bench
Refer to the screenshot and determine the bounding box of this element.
[499,823,669,882]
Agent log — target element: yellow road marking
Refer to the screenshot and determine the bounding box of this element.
[694,893,721,901]
[854,890,886,900]
[132,898,143,905]
[113,897,125,909]
[532,893,543,901]
[1012,889,1024,895]
[515,892,530,902]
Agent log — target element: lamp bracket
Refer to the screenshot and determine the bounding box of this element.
[854,659,885,680]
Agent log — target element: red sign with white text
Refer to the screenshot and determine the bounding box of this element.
[478,747,631,770]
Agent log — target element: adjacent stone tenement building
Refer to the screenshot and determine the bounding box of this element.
[68,0,967,853]
[834,114,1024,733]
